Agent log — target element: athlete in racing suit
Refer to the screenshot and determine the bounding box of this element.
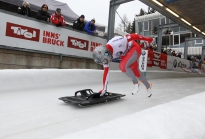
[92,33,153,97]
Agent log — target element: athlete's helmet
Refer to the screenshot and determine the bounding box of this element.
[92,45,112,65]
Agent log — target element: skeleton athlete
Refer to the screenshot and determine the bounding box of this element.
[92,33,154,97]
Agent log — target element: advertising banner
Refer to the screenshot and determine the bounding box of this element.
[0,12,107,59]
[67,36,89,51]
[139,50,148,72]
[201,64,205,74]
[147,50,153,67]
[152,51,161,67]
[42,30,64,47]
[201,64,205,70]
[167,55,173,70]
[160,53,167,69]
[6,22,40,42]
[172,57,190,72]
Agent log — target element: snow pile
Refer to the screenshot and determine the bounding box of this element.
[56,91,205,139]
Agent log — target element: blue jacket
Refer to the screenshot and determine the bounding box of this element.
[83,21,96,35]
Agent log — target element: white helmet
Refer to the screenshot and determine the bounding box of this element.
[92,45,112,65]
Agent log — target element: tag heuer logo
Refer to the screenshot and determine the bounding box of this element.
[142,51,146,56]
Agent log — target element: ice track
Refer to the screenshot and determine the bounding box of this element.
[0,69,205,139]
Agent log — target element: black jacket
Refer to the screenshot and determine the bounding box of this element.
[36,10,50,22]
[177,54,181,58]
[18,6,32,17]
[73,18,85,31]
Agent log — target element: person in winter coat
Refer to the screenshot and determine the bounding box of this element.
[50,8,66,27]
[18,1,32,17]
[36,4,50,22]
[73,15,85,31]
[83,19,98,35]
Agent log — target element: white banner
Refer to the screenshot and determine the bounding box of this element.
[201,64,205,70]
[0,12,107,59]
[172,57,190,72]
[139,50,148,72]
[201,64,205,74]
[167,55,173,70]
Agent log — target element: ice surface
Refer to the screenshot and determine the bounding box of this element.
[56,91,205,139]
[0,69,205,139]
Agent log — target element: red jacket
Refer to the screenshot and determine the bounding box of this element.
[50,13,66,26]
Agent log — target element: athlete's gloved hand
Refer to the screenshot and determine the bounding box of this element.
[56,22,62,27]
[99,89,106,97]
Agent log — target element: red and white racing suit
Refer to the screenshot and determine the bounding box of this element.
[100,33,153,95]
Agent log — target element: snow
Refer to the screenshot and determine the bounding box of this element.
[0,69,205,139]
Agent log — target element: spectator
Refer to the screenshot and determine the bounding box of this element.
[139,41,149,49]
[163,49,168,54]
[36,4,50,22]
[197,59,201,64]
[147,45,153,51]
[73,15,85,31]
[167,49,172,55]
[190,56,195,62]
[83,18,98,35]
[172,50,176,56]
[192,63,198,69]
[161,47,164,53]
[152,44,157,51]
[103,33,107,38]
[18,1,32,17]
[194,57,197,62]
[50,8,66,27]
[176,52,182,58]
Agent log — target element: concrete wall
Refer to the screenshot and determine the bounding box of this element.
[0,48,103,69]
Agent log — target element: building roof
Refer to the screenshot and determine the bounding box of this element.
[140,0,205,38]
[135,12,164,22]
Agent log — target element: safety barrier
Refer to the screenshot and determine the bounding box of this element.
[0,69,203,93]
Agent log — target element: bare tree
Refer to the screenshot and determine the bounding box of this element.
[117,14,129,32]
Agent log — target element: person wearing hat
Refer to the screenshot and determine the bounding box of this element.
[36,4,50,22]
[50,8,66,27]
[83,18,98,35]
[73,15,85,31]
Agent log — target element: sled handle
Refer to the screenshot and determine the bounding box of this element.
[75,89,94,97]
